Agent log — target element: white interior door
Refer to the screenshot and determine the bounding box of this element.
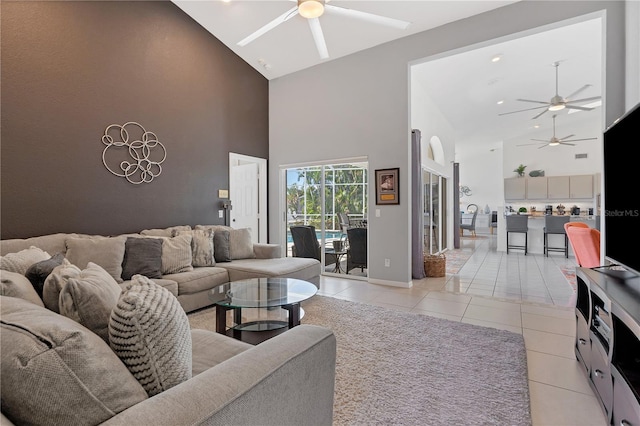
[230,163,259,242]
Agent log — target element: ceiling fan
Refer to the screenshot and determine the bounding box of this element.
[517,115,597,148]
[237,0,411,60]
[499,62,601,120]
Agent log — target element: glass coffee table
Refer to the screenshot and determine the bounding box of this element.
[209,277,317,344]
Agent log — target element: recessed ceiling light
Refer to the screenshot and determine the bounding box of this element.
[497,100,504,105]
[534,124,540,129]
[491,54,502,63]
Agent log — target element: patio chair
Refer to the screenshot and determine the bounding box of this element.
[290,225,337,267]
[346,227,367,274]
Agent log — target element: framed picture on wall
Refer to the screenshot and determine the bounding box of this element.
[375,168,399,205]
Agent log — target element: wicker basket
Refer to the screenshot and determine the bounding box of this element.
[424,253,446,277]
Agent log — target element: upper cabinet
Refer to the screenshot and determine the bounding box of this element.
[504,174,595,201]
[570,175,594,199]
[547,176,570,199]
[505,177,526,200]
[527,177,548,200]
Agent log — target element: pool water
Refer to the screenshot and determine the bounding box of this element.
[287,230,342,243]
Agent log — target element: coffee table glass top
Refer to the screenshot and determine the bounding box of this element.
[210,277,317,309]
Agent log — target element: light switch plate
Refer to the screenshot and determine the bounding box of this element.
[375,209,381,217]
[218,210,224,218]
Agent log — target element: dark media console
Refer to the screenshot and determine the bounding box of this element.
[575,267,640,425]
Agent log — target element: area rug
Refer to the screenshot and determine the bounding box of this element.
[559,266,578,293]
[188,296,532,425]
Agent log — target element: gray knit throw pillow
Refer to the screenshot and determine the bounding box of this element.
[109,275,192,396]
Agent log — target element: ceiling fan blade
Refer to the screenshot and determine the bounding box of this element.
[565,84,591,100]
[516,98,550,105]
[559,134,576,140]
[537,144,549,149]
[498,105,548,116]
[566,96,602,104]
[237,6,299,47]
[532,109,549,120]
[308,18,329,59]
[565,104,594,111]
[324,4,410,29]
[530,138,550,142]
[563,137,598,142]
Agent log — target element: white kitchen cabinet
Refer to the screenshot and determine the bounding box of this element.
[504,177,526,200]
[547,176,570,199]
[526,177,548,199]
[570,175,594,199]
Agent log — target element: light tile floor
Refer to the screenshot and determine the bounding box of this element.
[315,233,608,426]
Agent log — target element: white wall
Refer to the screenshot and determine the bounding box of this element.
[269,1,627,287]
[457,145,505,215]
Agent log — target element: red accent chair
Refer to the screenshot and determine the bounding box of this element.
[565,223,601,268]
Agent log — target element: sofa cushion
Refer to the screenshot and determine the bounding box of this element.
[163,266,230,295]
[222,258,322,283]
[120,277,179,298]
[0,246,50,275]
[173,229,215,267]
[213,230,231,263]
[0,233,76,256]
[65,236,126,283]
[59,262,122,344]
[24,252,65,298]
[0,270,44,307]
[190,329,252,376]
[42,260,82,313]
[159,234,193,274]
[109,276,192,397]
[195,225,255,260]
[139,225,192,237]
[121,237,163,280]
[0,296,148,426]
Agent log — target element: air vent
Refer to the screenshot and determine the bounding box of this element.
[575,153,588,159]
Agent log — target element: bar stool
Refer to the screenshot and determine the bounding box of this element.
[506,215,529,255]
[544,216,570,257]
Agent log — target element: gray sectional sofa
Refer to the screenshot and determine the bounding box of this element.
[0,225,335,425]
[0,224,321,313]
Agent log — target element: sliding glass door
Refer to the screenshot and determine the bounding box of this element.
[424,169,448,254]
[285,161,368,277]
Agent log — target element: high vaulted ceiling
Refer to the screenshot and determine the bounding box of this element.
[175,1,603,151]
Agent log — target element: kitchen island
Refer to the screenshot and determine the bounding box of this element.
[496,213,597,255]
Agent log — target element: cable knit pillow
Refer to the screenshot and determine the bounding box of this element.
[59,262,122,344]
[109,275,192,397]
[42,260,82,313]
[0,246,50,275]
[159,235,193,274]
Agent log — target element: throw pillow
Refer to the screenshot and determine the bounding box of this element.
[173,229,215,267]
[42,260,82,313]
[0,296,148,426]
[65,236,126,283]
[0,246,50,275]
[228,227,255,260]
[109,275,192,397]
[24,252,65,298]
[213,230,231,263]
[0,270,45,307]
[121,237,163,280]
[139,225,192,237]
[159,234,193,275]
[59,262,122,344]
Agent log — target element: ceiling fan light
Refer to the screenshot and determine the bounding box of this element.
[548,104,565,111]
[549,141,560,146]
[298,0,325,19]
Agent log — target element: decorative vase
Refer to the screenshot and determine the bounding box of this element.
[484,204,491,214]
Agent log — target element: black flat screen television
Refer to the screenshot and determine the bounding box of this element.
[602,102,640,278]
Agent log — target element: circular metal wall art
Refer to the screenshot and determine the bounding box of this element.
[101,122,166,184]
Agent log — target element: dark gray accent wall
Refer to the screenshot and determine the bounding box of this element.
[1,1,268,239]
